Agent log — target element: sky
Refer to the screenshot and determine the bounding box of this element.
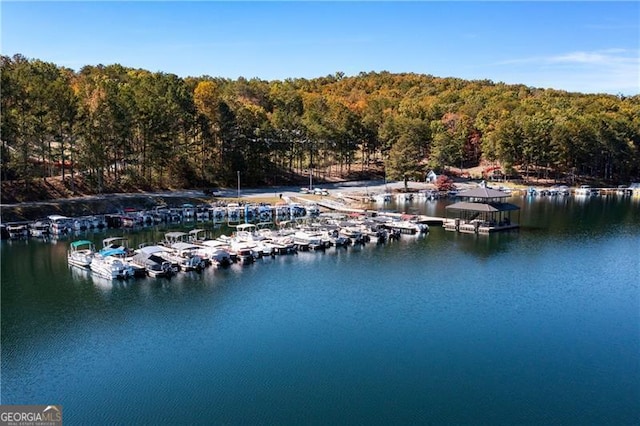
[1,1,638,95]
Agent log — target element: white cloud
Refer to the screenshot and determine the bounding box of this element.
[548,49,634,65]
[492,49,640,95]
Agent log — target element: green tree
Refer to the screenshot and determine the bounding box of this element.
[386,133,423,191]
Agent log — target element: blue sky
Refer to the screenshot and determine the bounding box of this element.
[2,1,638,95]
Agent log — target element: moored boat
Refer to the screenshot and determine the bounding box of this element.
[29,220,51,238]
[195,240,233,267]
[169,242,207,271]
[90,248,135,280]
[6,224,29,239]
[101,237,134,256]
[130,252,175,277]
[48,215,73,235]
[68,240,96,268]
[575,185,598,196]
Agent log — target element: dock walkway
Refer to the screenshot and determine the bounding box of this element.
[309,198,445,226]
[307,196,519,232]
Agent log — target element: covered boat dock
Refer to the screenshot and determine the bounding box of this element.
[444,187,520,233]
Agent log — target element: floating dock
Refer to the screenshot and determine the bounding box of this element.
[309,198,444,226]
[443,219,519,234]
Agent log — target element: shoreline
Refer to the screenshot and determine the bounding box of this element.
[1,179,634,224]
[0,180,446,223]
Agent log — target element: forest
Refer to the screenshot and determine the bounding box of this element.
[2,53,639,197]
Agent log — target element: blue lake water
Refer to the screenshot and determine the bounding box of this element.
[2,195,639,424]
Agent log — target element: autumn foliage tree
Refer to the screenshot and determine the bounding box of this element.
[434,175,456,191]
[2,54,639,198]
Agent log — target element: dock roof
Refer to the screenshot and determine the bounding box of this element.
[446,202,520,212]
[457,187,510,199]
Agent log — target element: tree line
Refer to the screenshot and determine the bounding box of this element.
[2,53,639,194]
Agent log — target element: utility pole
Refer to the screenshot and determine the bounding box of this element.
[237,170,240,199]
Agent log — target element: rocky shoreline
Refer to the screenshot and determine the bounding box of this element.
[0,193,214,223]
[0,180,428,223]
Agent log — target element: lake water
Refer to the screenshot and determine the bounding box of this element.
[2,195,639,424]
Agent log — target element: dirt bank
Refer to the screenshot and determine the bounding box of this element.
[0,194,214,223]
[0,178,472,224]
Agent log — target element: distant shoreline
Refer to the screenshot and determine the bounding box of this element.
[2,179,636,224]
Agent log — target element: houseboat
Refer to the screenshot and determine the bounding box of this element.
[29,220,51,238]
[574,185,598,196]
[6,224,29,239]
[48,215,73,235]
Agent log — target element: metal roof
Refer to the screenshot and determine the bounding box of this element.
[456,187,510,199]
[446,202,520,212]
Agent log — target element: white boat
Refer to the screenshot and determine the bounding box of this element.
[48,215,73,235]
[101,237,134,255]
[155,235,207,271]
[628,183,640,197]
[231,241,256,263]
[130,252,174,277]
[306,204,320,216]
[575,185,597,196]
[29,220,51,238]
[269,235,297,254]
[293,231,325,251]
[90,248,135,280]
[324,228,350,246]
[68,240,96,268]
[234,224,263,242]
[73,217,90,231]
[210,207,226,222]
[195,206,210,221]
[195,240,233,267]
[136,244,180,272]
[338,224,368,244]
[188,228,211,244]
[182,203,196,220]
[226,203,241,223]
[120,213,141,228]
[86,215,107,229]
[549,186,570,196]
[162,231,190,246]
[169,242,207,271]
[6,224,29,239]
[258,205,273,221]
[387,220,429,235]
[232,224,275,256]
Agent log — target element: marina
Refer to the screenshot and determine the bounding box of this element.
[4,181,640,245]
[1,183,638,284]
[2,4,639,423]
[2,194,638,425]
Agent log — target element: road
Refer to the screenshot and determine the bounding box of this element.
[1,179,481,208]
